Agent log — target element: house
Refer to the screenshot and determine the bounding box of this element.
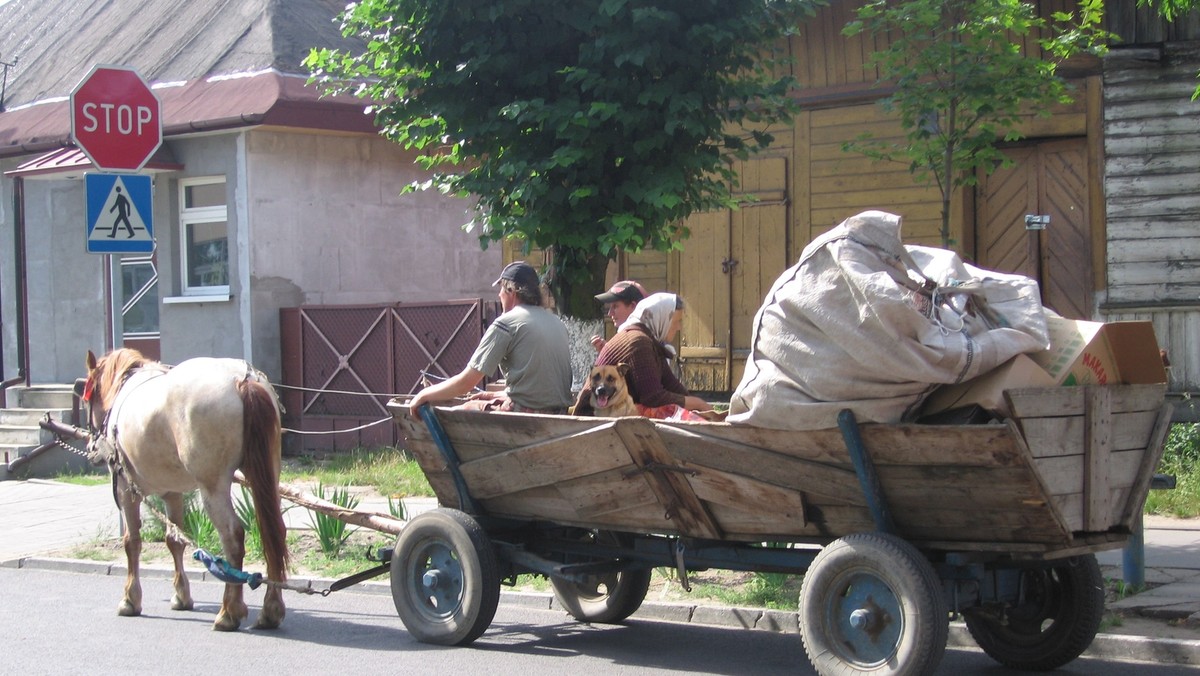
[605,0,1200,409]
[0,0,497,394]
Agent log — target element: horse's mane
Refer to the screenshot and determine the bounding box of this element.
[93,348,152,410]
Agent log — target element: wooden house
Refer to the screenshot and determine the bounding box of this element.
[605,0,1200,406]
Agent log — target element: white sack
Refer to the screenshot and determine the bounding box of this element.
[727,210,1049,430]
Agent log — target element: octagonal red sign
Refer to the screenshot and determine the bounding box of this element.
[71,65,162,172]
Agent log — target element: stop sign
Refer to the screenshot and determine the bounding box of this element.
[71,65,162,172]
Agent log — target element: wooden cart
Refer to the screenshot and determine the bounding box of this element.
[386,384,1172,675]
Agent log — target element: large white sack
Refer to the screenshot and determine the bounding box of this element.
[727,210,1049,430]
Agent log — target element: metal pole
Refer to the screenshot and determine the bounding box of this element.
[1122,515,1146,588]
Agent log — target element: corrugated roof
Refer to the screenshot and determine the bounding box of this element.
[0,0,377,158]
[5,146,182,178]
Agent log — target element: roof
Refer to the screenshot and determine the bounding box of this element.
[0,0,377,159]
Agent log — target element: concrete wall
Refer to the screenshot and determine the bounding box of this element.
[0,166,110,385]
[155,135,246,366]
[244,129,498,378]
[0,127,499,385]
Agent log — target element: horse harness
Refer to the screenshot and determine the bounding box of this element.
[84,364,170,508]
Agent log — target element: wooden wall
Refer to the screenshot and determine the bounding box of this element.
[1102,41,1200,393]
[1103,43,1200,306]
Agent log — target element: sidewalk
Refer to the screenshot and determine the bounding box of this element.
[2,479,1198,667]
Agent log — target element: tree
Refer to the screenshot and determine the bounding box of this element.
[842,0,1108,247]
[306,0,822,318]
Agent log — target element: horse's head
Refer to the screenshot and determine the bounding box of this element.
[82,348,148,431]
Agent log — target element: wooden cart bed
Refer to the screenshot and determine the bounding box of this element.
[389,383,1171,557]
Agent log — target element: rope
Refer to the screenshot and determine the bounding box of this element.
[281,417,392,435]
[192,549,334,596]
[272,382,403,398]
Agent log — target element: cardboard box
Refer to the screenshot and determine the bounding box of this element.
[923,354,1056,418]
[1027,316,1166,386]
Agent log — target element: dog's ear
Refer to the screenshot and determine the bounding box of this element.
[616,362,631,378]
[573,386,595,416]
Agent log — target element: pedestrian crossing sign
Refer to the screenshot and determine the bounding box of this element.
[86,173,154,254]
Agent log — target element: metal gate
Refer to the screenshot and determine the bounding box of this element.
[279,299,498,453]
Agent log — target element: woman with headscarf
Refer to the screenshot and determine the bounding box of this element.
[577,292,711,420]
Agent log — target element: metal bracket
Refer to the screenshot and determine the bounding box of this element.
[1024,214,1050,230]
[418,405,479,515]
[837,409,897,534]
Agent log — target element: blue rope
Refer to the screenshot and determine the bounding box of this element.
[193,549,264,590]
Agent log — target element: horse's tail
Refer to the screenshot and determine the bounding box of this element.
[237,377,290,579]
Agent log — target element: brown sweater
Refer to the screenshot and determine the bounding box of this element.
[593,324,687,408]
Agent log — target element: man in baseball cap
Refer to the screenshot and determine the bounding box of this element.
[493,261,541,289]
[591,280,648,351]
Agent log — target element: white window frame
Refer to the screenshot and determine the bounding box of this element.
[178,176,230,297]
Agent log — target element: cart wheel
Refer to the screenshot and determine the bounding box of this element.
[550,530,651,623]
[390,508,501,646]
[799,532,948,676]
[963,554,1104,671]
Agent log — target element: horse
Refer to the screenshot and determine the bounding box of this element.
[83,348,289,631]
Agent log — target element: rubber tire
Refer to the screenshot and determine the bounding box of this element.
[800,532,948,676]
[551,566,652,624]
[550,530,652,624]
[390,508,501,646]
[963,554,1104,671]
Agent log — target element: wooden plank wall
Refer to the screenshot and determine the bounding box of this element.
[801,105,947,247]
[1102,42,1200,393]
[1104,43,1200,305]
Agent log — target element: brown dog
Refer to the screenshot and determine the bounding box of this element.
[577,363,638,417]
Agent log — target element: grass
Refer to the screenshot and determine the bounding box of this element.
[281,447,433,498]
[1144,423,1200,518]
[50,468,109,486]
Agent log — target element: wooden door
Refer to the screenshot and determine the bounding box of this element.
[678,156,788,392]
[975,139,1092,319]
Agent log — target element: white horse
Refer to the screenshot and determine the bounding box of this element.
[83,348,289,631]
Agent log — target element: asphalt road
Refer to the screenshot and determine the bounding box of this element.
[3,567,1197,675]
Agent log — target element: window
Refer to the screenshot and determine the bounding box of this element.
[179,177,229,295]
[120,255,159,334]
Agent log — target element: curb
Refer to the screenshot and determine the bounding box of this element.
[6,556,1199,667]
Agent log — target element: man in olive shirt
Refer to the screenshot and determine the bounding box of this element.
[409,262,573,414]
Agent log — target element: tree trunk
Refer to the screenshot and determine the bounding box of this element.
[546,247,612,392]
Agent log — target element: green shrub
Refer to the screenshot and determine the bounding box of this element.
[234,485,263,561]
[308,482,360,557]
[1145,423,1200,518]
[182,491,222,554]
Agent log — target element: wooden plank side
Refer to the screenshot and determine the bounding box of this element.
[683,464,808,526]
[439,412,608,463]
[661,420,1024,468]
[554,469,661,521]
[1084,387,1113,532]
[656,425,864,506]
[457,421,629,500]
[1019,416,1084,458]
[398,436,461,508]
[1120,402,1176,528]
[614,418,723,540]
[1006,384,1166,419]
[876,464,1068,544]
[1019,410,1160,458]
[1002,417,1075,537]
[712,503,875,542]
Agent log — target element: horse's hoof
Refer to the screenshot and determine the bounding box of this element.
[253,614,282,630]
[117,601,141,617]
[250,605,283,633]
[212,614,241,632]
[170,595,193,611]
